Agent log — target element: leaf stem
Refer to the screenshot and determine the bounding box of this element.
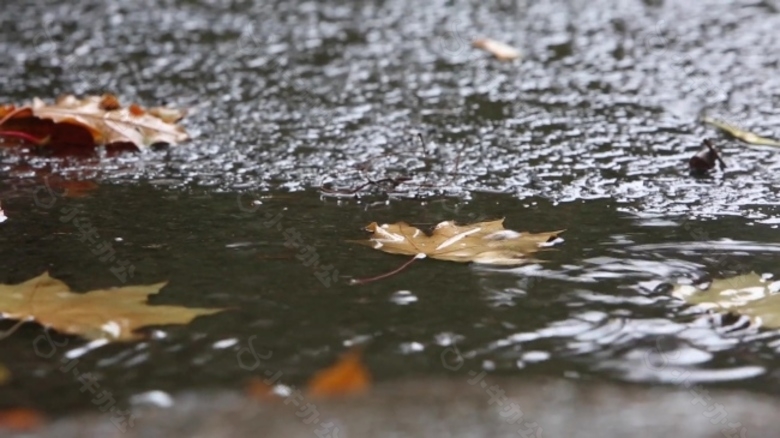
[349,253,426,285]
[0,318,29,340]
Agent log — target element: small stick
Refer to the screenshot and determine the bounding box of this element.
[703,139,727,169]
[319,134,463,196]
[689,138,726,173]
[414,142,464,189]
[0,318,29,340]
[320,176,412,196]
[320,180,375,195]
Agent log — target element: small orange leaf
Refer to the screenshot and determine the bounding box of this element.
[0,408,44,431]
[306,348,370,398]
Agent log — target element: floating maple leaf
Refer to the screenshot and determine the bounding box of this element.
[358,219,562,265]
[350,219,563,284]
[0,94,188,153]
[673,273,780,328]
[0,272,224,341]
[702,117,780,147]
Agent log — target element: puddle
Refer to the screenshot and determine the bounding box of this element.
[1,0,780,419]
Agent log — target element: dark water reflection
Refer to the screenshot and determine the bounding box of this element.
[1,0,780,416]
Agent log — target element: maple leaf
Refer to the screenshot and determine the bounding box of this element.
[307,348,371,398]
[46,179,99,198]
[0,409,44,432]
[702,117,780,147]
[358,219,563,265]
[0,272,224,341]
[673,273,780,328]
[246,348,370,402]
[0,94,188,153]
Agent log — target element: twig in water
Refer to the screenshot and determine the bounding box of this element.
[319,134,464,196]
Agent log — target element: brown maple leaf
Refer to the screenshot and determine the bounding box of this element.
[358,219,563,265]
[673,273,780,329]
[0,272,224,341]
[0,94,188,153]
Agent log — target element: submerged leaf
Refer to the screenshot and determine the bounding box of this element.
[246,348,370,402]
[702,117,780,147]
[0,94,188,152]
[0,364,8,385]
[358,219,563,265]
[472,38,521,61]
[49,179,99,198]
[245,378,277,401]
[0,409,44,431]
[0,272,224,341]
[673,273,780,328]
[307,348,370,398]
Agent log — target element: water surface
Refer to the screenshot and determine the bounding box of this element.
[1,0,780,416]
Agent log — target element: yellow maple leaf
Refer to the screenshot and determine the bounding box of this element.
[358,219,563,265]
[673,273,780,328]
[0,272,224,341]
[702,117,780,147]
